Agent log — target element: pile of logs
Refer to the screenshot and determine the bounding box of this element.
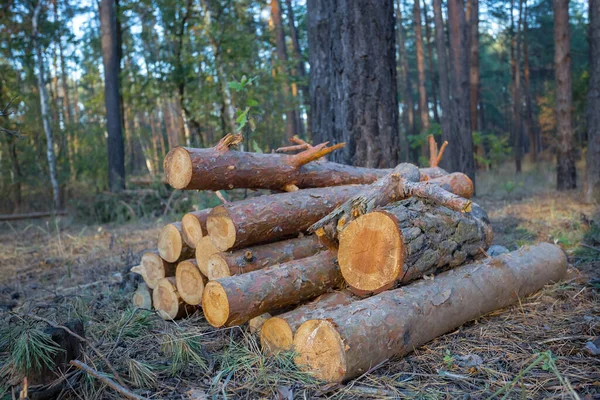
[131,135,567,383]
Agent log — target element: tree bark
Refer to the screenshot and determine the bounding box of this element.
[414,0,430,135]
[338,197,492,294]
[396,0,414,158]
[202,251,343,327]
[293,243,567,382]
[307,0,399,167]
[130,251,177,289]
[207,235,325,279]
[32,0,61,208]
[554,0,576,189]
[511,0,524,173]
[132,282,152,309]
[423,0,440,123]
[523,1,537,162]
[585,0,600,201]
[99,0,125,191]
[153,277,196,320]
[467,0,479,133]
[158,222,195,263]
[175,259,207,306]
[260,290,354,354]
[180,209,211,248]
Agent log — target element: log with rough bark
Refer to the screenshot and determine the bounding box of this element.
[153,277,196,320]
[207,235,325,279]
[293,243,567,382]
[260,290,354,355]
[202,251,343,327]
[338,198,493,295]
[132,282,152,309]
[206,185,363,251]
[158,222,195,263]
[180,209,211,248]
[175,259,208,306]
[195,236,221,276]
[130,251,176,289]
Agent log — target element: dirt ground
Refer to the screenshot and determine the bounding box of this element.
[0,163,599,399]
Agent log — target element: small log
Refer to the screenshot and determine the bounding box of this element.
[181,209,211,248]
[293,243,568,382]
[130,251,176,289]
[152,277,195,320]
[195,236,221,276]
[260,290,354,355]
[206,185,363,251]
[0,210,67,221]
[248,313,272,335]
[427,172,474,199]
[206,235,325,279]
[338,198,493,294]
[202,251,343,327]
[158,222,195,263]
[175,259,208,306]
[419,166,448,181]
[132,282,152,309]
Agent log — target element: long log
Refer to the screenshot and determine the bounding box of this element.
[260,290,354,355]
[158,222,195,263]
[132,282,152,309]
[195,236,220,276]
[207,235,325,279]
[175,259,208,306]
[206,185,363,251]
[181,209,211,248]
[338,198,493,295]
[293,243,568,382]
[0,210,67,221]
[202,251,343,327]
[153,277,196,320]
[130,251,176,289]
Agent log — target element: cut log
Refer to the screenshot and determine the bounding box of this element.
[207,235,325,279]
[293,243,568,382]
[175,259,208,306]
[419,166,448,181]
[260,290,354,355]
[195,236,221,276]
[181,209,211,248]
[132,282,152,309]
[206,185,363,251]
[158,222,195,263]
[248,313,272,335]
[130,251,176,289]
[338,198,493,294]
[152,277,196,320]
[202,251,343,327]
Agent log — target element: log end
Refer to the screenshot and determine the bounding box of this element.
[153,278,181,320]
[158,224,183,263]
[202,281,230,327]
[206,206,236,251]
[181,213,204,248]
[132,283,152,309]
[207,254,231,280]
[195,236,221,276]
[338,212,405,292]
[141,252,166,289]
[165,147,192,189]
[293,319,346,383]
[176,260,206,305]
[260,317,294,355]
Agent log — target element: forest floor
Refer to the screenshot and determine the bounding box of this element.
[0,161,599,399]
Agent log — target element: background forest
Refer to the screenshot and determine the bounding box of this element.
[0,0,597,217]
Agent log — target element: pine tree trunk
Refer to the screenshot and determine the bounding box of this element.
[511,0,524,173]
[423,0,440,123]
[395,0,413,160]
[523,2,537,162]
[585,0,600,201]
[414,0,430,137]
[467,0,479,133]
[553,0,577,190]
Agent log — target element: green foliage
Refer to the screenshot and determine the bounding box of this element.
[127,358,157,388]
[473,131,512,169]
[161,329,208,376]
[0,322,62,375]
[443,349,455,369]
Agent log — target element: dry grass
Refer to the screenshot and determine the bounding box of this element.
[0,162,598,399]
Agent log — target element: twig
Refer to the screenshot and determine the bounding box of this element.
[436,141,448,167]
[214,133,243,152]
[290,142,346,167]
[275,143,310,153]
[580,243,600,253]
[69,360,146,400]
[214,190,228,204]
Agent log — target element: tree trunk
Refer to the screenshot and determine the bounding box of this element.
[511,0,524,173]
[175,259,207,306]
[202,251,343,327]
[6,134,22,212]
[180,209,211,248]
[32,0,61,209]
[99,0,126,192]
[423,0,440,123]
[207,235,325,279]
[153,277,196,320]
[130,251,177,289]
[158,222,195,263]
[553,0,576,190]
[260,290,354,354]
[433,0,453,158]
[585,0,600,201]
[338,198,492,294]
[307,0,399,168]
[523,1,537,162]
[467,0,479,133]
[132,282,152,309]
[396,0,414,159]
[206,185,363,251]
[414,0,430,136]
[293,243,567,383]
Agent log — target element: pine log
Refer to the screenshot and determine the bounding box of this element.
[130,251,176,289]
[293,243,568,382]
[207,235,325,279]
[158,222,195,263]
[248,313,272,335]
[206,185,363,251]
[153,277,196,320]
[202,251,343,327]
[181,209,211,248]
[175,259,208,306]
[419,166,448,180]
[338,198,493,294]
[260,290,354,355]
[132,282,152,309]
[195,236,220,276]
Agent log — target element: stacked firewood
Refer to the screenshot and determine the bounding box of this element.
[131,134,567,383]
